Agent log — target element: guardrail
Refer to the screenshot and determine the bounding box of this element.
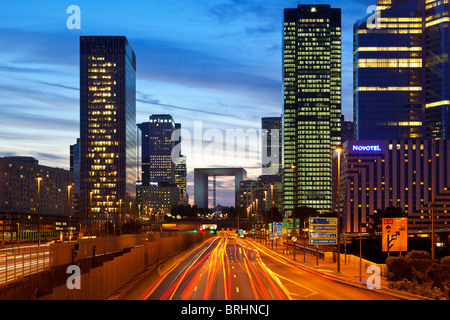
[0,245,51,287]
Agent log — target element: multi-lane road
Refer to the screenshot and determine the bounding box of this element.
[141,234,399,300]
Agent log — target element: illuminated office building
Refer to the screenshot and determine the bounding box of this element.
[283,5,342,214]
[262,117,282,176]
[337,140,450,234]
[80,36,137,227]
[354,0,449,140]
[138,114,177,185]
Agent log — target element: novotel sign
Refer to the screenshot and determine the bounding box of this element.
[352,145,382,151]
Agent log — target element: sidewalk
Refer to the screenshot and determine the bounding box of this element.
[248,237,426,300]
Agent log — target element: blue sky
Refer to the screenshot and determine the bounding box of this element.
[0,0,374,206]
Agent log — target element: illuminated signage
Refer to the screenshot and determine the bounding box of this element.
[352,145,381,152]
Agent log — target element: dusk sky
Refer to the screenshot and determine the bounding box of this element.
[0,0,375,206]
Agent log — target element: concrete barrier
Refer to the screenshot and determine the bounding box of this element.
[45,232,211,300]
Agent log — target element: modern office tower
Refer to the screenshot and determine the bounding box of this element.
[261,117,282,176]
[70,138,80,195]
[354,0,449,140]
[80,36,137,228]
[337,140,450,234]
[283,5,342,214]
[341,115,355,143]
[424,0,450,139]
[137,114,176,184]
[0,157,75,240]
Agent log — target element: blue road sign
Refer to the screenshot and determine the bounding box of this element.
[309,217,338,225]
[309,238,337,245]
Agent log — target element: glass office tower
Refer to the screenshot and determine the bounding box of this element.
[261,116,282,176]
[283,5,342,215]
[80,36,137,227]
[354,0,449,140]
[137,114,176,184]
[424,0,450,139]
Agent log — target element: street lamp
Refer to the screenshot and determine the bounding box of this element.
[270,183,274,249]
[36,176,43,248]
[106,195,110,237]
[291,162,298,260]
[264,190,267,245]
[89,191,93,229]
[67,185,72,242]
[119,199,123,236]
[335,145,343,273]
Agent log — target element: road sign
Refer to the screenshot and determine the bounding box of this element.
[309,238,337,245]
[310,225,337,231]
[309,217,337,225]
[309,231,337,239]
[309,216,338,245]
[382,218,407,252]
[273,222,282,238]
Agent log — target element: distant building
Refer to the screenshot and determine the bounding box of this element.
[236,175,283,216]
[335,140,450,234]
[137,114,176,184]
[0,157,75,240]
[261,117,282,176]
[341,115,354,143]
[136,181,186,221]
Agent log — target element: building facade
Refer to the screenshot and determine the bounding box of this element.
[137,114,177,184]
[261,117,282,176]
[80,36,137,227]
[0,157,75,240]
[283,5,342,214]
[337,140,450,233]
[136,181,185,221]
[354,0,449,140]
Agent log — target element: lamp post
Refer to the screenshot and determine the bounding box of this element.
[270,183,274,249]
[106,195,110,237]
[291,162,298,260]
[89,191,93,231]
[264,190,268,245]
[36,176,42,248]
[431,139,435,259]
[335,145,343,273]
[67,185,72,242]
[119,199,123,236]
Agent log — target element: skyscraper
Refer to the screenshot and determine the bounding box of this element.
[80,36,137,228]
[137,114,176,184]
[283,5,342,214]
[261,117,282,176]
[354,0,449,140]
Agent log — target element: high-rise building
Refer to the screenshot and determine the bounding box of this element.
[137,114,176,184]
[261,117,282,176]
[354,0,449,140]
[80,36,137,227]
[341,114,354,143]
[283,5,342,214]
[336,140,450,234]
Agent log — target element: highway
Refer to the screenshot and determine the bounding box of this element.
[0,245,50,286]
[141,234,399,300]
